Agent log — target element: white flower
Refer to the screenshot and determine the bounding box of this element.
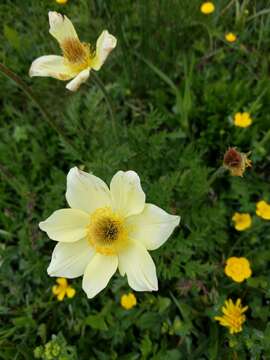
[39,168,180,298]
[29,12,117,91]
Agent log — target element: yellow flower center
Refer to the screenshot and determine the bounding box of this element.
[61,38,95,72]
[86,207,130,255]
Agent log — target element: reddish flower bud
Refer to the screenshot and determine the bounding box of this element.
[223,147,252,177]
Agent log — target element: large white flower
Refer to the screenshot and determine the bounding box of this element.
[39,168,180,298]
[29,12,117,91]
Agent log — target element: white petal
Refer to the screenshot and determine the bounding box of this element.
[91,30,117,71]
[128,204,180,250]
[47,238,94,278]
[29,55,74,80]
[49,11,78,44]
[66,167,111,213]
[82,253,118,298]
[66,68,90,91]
[39,208,89,242]
[118,241,158,291]
[110,171,145,217]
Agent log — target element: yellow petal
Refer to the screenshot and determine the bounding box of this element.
[57,290,66,301]
[91,30,117,71]
[66,286,76,298]
[56,277,68,287]
[52,285,61,295]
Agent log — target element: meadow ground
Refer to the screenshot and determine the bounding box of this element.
[0,0,270,359]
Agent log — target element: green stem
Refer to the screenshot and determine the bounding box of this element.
[258,129,270,148]
[0,62,77,152]
[91,72,118,141]
[208,166,226,187]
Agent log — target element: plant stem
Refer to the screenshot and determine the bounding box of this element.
[0,62,77,152]
[258,129,270,148]
[91,72,118,141]
[208,166,226,187]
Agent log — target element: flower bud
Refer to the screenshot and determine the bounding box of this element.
[223,147,252,177]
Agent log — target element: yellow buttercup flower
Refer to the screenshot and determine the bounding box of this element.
[234,112,252,128]
[200,2,215,14]
[232,213,252,231]
[225,32,237,43]
[56,0,68,4]
[214,298,248,334]
[225,257,252,283]
[223,147,252,177]
[256,200,270,220]
[121,293,137,310]
[52,277,76,301]
[29,12,117,91]
[39,167,180,298]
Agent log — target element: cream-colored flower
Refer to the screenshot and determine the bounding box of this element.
[39,168,180,298]
[29,12,117,91]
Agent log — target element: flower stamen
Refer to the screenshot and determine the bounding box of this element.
[87,207,129,255]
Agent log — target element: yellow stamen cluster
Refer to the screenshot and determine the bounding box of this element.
[87,207,129,255]
[61,38,94,73]
[52,278,76,301]
[56,0,68,4]
[214,299,248,334]
[232,212,252,231]
[225,257,252,283]
[121,293,137,310]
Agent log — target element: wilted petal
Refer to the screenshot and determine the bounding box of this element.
[49,11,78,44]
[29,55,74,80]
[66,167,111,214]
[82,253,118,298]
[48,239,94,278]
[66,68,90,91]
[39,208,89,242]
[92,30,117,71]
[110,171,145,217]
[128,204,180,250]
[118,241,158,291]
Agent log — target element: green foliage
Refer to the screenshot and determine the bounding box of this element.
[0,0,270,359]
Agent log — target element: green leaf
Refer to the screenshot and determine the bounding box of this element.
[85,314,108,331]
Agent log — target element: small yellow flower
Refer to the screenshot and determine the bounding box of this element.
[52,278,76,301]
[200,2,215,14]
[214,298,248,334]
[232,213,252,231]
[225,32,237,43]
[225,257,252,283]
[256,200,270,220]
[234,112,252,128]
[223,147,252,177]
[56,0,68,4]
[121,293,137,310]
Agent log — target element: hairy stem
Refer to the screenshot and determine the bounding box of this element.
[208,166,226,187]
